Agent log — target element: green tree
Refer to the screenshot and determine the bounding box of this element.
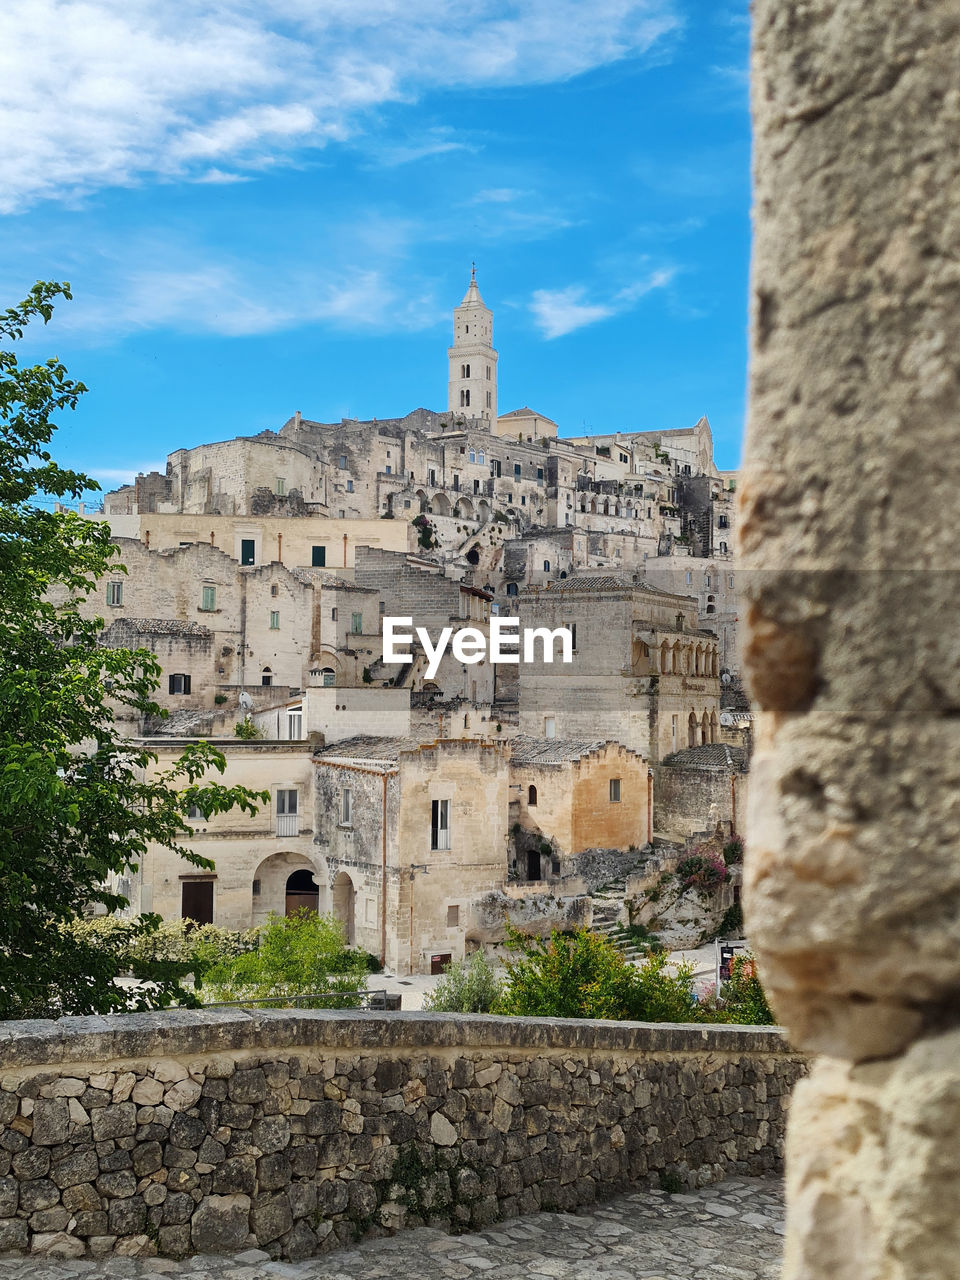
[423,950,502,1013]
[0,282,267,1020]
[202,912,369,1008]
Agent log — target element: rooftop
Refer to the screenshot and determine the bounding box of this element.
[662,743,748,771]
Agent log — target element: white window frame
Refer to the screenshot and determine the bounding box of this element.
[340,787,353,826]
[431,798,451,851]
[276,789,298,836]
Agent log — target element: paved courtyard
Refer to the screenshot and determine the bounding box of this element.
[0,1178,784,1279]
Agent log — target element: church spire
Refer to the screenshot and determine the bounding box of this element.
[461,262,485,307]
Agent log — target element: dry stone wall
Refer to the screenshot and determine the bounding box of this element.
[0,1010,804,1262]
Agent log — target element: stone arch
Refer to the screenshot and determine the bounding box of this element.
[455,496,475,519]
[477,499,491,524]
[252,852,327,926]
[285,868,319,916]
[432,492,451,517]
[415,489,429,514]
[332,871,357,946]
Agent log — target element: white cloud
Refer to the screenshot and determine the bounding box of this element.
[0,0,682,211]
[530,268,675,339]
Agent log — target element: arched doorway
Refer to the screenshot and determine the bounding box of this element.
[527,848,541,881]
[332,872,356,945]
[285,869,319,916]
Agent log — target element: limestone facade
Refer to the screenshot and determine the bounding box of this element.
[517,574,721,763]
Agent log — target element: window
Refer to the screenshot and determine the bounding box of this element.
[168,673,191,695]
[446,905,460,927]
[486,392,492,408]
[287,708,303,739]
[478,451,484,465]
[331,608,338,621]
[486,365,491,380]
[340,787,353,826]
[270,584,278,597]
[181,880,214,926]
[492,458,501,477]
[514,463,521,479]
[276,789,298,836]
[469,449,476,463]
[537,467,543,482]
[385,465,391,474]
[276,478,286,496]
[609,778,621,803]
[321,667,336,686]
[240,539,255,566]
[351,612,363,634]
[543,560,550,572]
[528,785,538,806]
[429,469,436,485]
[544,716,556,739]
[505,582,518,597]
[339,455,347,469]
[345,479,353,493]
[431,799,451,851]
[720,542,728,554]
[106,581,123,606]
[729,574,735,588]
[261,667,272,686]
[200,585,216,611]
[705,575,712,587]
[187,804,202,820]
[685,571,692,585]
[269,610,280,630]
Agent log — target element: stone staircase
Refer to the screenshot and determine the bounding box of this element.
[590,884,645,964]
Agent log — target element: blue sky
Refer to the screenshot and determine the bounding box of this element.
[1,1,751,494]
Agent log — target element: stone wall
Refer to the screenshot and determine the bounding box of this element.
[0,1010,805,1262]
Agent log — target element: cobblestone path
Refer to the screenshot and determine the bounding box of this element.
[0,1178,784,1280]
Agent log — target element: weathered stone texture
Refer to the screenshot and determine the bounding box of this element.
[743,2,960,1060]
[0,1010,804,1262]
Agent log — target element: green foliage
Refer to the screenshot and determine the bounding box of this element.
[496,926,696,1023]
[233,718,262,739]
[214,694,228,705]
[63,916,257,989]
[202,911,369,1008]
[362,666,373,684]
[659,1170,686,1194]
[0,284,268,1020]
[622,922,665,953]
[676,849,729,892]
[715,903,744,938]
[716,953,775,1025]
[722,837,744,866]
[423,950,503,1014]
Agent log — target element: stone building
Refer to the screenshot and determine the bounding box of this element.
[508,736,652,879]
[313,736,510,974]
[517,572,722,763]
[129,741,320,931]
[656,742,748,840]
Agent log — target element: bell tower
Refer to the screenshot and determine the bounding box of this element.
[448,266,498,423]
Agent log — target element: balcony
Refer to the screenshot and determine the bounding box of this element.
[276,814,299,838]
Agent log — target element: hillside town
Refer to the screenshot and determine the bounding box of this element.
[75,273,751,975]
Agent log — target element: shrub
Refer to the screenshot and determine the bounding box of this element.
[496,927,696,1023]
[202,911,368,1008]
[676,848,729,892]
[722,837,744,866]
[62,917,257,990]
[423,951,502,1013]
[234,718,261,740]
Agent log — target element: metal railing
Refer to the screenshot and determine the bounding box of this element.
[275,814,299,837]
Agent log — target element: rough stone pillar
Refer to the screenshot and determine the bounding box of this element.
[742,4,960,1278]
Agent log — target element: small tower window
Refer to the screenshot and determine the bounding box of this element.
[528,785,538,806]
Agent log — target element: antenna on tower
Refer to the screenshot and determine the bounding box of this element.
[471,261,476,282]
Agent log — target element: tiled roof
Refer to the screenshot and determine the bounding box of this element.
[107,618,213,637]
[289,570,375,592]
[510,735,622,764]
[662,744,748,771]
[315,735,418,763]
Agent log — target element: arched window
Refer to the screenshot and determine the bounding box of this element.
[528,785,538,806]
[465,363,470,378]
[506,582,518,597]
[465,389,470,406]
[320,667,335,687]
[261,667,272,687]
[543,560,550,572]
